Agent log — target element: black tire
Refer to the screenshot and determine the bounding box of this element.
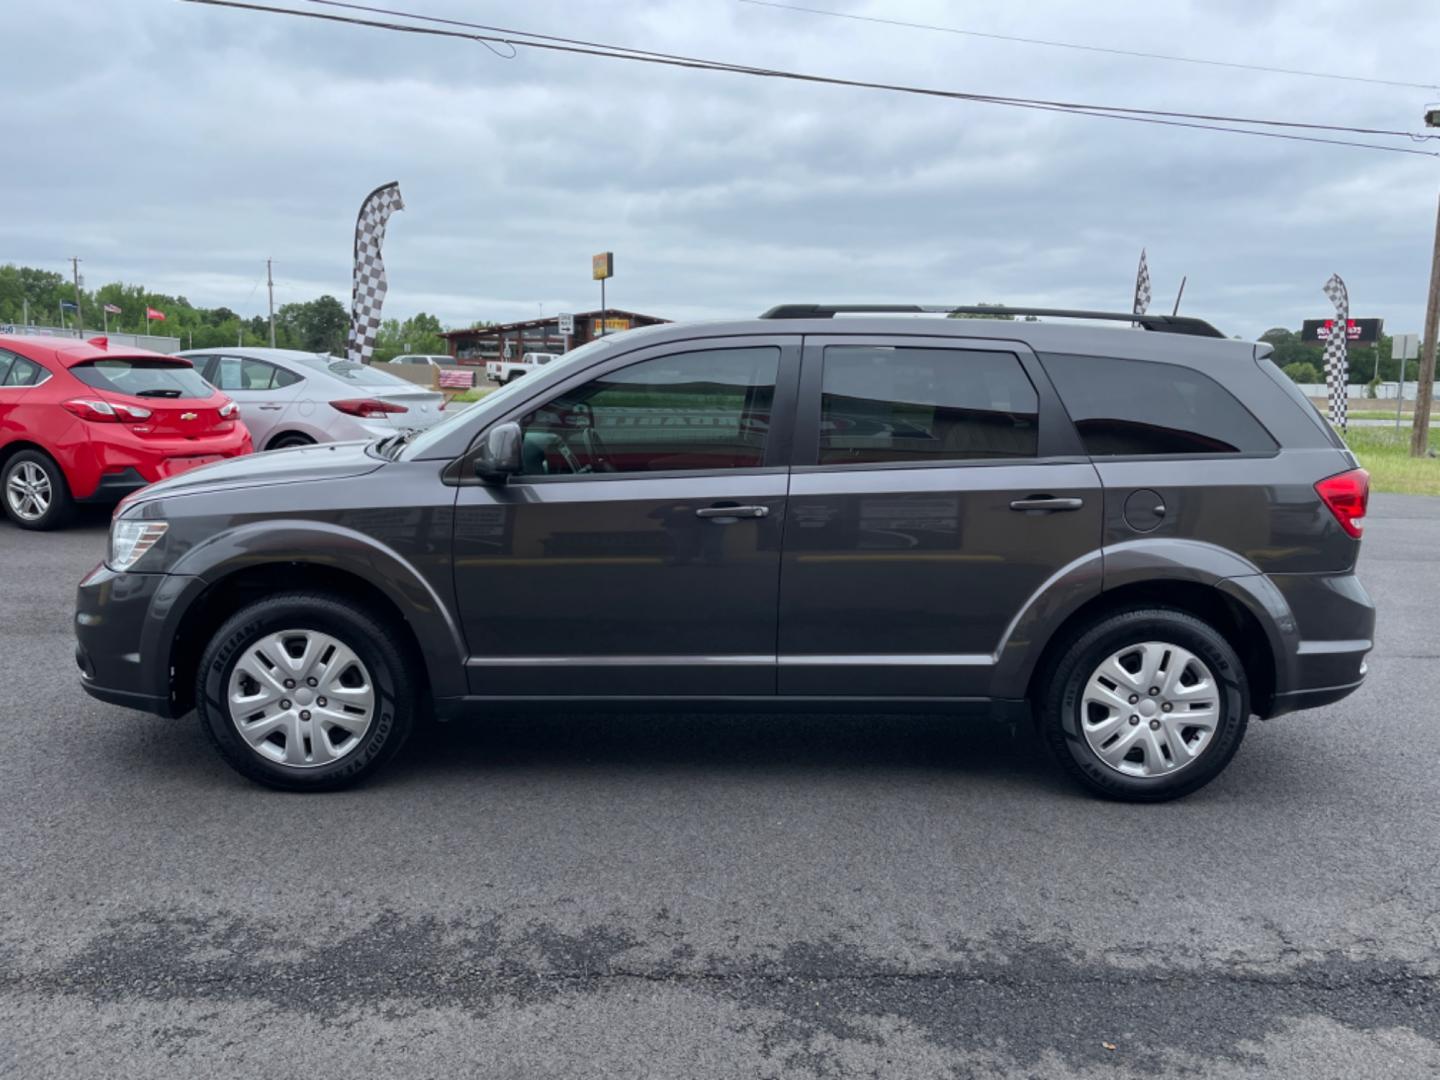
[1039,607,1249,802]
[1,449,74,530]
[195,592,417,791]
[267,432,315,451]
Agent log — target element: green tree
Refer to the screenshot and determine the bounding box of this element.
[1281,361,1320,384]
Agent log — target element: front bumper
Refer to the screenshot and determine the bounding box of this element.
[75,563,193,718]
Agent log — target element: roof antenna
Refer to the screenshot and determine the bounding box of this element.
[1172,275,1188,316]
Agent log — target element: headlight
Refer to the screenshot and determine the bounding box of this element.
[110,519,169,571]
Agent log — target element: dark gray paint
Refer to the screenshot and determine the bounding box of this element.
[74,315,1374,723]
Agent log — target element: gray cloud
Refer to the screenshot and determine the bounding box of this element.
[4,0,1438,338]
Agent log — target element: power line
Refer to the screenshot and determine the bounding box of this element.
[183,0,1440,157]
[292,0,1437,141]
[738,0,1440,92]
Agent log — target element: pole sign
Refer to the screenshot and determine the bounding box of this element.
[1301,317,1383,345]
[1393,332,1420,360]
[557,312,574,335]
[592,252,614,280]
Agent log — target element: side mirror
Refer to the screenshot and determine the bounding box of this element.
[474,421,523,484]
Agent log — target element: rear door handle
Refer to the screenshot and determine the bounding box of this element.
[696,505,769,520]
[1009,496,1084,512]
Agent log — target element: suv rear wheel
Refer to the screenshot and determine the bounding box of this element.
[1039,608,1249,802]
[195,592,417,791]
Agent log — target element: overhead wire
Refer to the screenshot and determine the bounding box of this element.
[738,0,1440,93]
[181,0,1440,157]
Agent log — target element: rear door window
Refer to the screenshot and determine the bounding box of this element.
[1040,354,1277,456]
[0,351,49,387]
[71,358,211,399]
[211,356,287,392]
[818,345,1039,464]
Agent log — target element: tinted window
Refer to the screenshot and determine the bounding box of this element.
[1042,354,1277,456]
[519,347,779,475]
[0,350,46,386]
[819,346,1038,465]
[212,356,285,391]
[3,357,48,386]
[71,358,211,399]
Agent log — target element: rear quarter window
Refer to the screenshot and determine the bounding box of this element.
[1040,353,1277,456]
[71,358,214,399]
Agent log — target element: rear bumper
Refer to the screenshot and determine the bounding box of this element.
[69,426,254,500]
[1265,571,1375,717]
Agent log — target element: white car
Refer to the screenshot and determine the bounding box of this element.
[486,351,560,384]
[387,354,453,367]
[176,347,446,451]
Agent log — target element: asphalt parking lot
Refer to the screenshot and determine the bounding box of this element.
[2,495,1438,1078]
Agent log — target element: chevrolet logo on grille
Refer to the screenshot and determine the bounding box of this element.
[180,412,198,421]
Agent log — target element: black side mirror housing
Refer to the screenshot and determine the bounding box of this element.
[474,422,523,484]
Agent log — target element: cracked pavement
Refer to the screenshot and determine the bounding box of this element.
[2,494,1438,1077]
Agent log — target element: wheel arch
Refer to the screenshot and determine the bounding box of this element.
[1023,578,1285,719]
[264,430,317,451]
[156,521,468,714]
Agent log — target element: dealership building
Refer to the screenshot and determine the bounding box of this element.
[441,309,669,365]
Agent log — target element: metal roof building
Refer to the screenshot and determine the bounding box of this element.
[441,309,670,365]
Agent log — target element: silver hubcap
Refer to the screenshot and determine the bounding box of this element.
[227,629,376,768]
[1080,641,1220,778]
[6,462,52,521]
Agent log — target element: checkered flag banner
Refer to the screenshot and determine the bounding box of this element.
[1133,249,1152,317]
[347,181,404,365]
[1322,273,1349,432]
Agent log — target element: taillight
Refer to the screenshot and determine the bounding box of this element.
[330,398,408,418]
[1315,467,1369,538]
[63,398,152,422]
[218,400,238,418]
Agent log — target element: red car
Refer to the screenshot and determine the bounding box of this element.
[0,335,253,530]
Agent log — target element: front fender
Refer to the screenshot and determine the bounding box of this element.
[152,519,468,700]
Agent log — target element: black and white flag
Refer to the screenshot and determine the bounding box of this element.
[1133,249,1151,317]
[348,181,404,365]
[1322,273,1349,432]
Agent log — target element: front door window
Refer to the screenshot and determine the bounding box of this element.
[518,346,780,476]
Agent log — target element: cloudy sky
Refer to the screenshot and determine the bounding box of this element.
[6,0,1439,338]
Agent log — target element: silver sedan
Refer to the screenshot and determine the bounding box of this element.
[177,347,447,451]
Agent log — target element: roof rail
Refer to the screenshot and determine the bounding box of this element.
[757,304,1225,338]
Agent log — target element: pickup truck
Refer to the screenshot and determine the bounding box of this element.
[486,352,560,384]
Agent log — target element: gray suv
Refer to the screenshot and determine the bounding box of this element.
[75,306,1374,801]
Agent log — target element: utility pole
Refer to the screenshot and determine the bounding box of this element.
[70,257,84,336]
[1413,107,1440,456]
[266,258,276,347]
[1412,192,1440,456]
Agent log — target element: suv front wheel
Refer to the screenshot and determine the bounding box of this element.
[1040,608,1250,802]
[195,592,418,791]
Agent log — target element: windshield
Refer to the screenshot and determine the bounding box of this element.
[292,354,413,386]
[398,338,618,459]
[71,358,214,399]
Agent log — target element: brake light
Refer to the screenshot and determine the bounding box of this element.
[329,398,408,418]
[219,400,238,418]
[1315,468,1369,538]
[63,398,152,422]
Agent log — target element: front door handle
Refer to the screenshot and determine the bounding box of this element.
[1010,496,1084,512]
[696,504,769,520]
[258,404,284,411]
